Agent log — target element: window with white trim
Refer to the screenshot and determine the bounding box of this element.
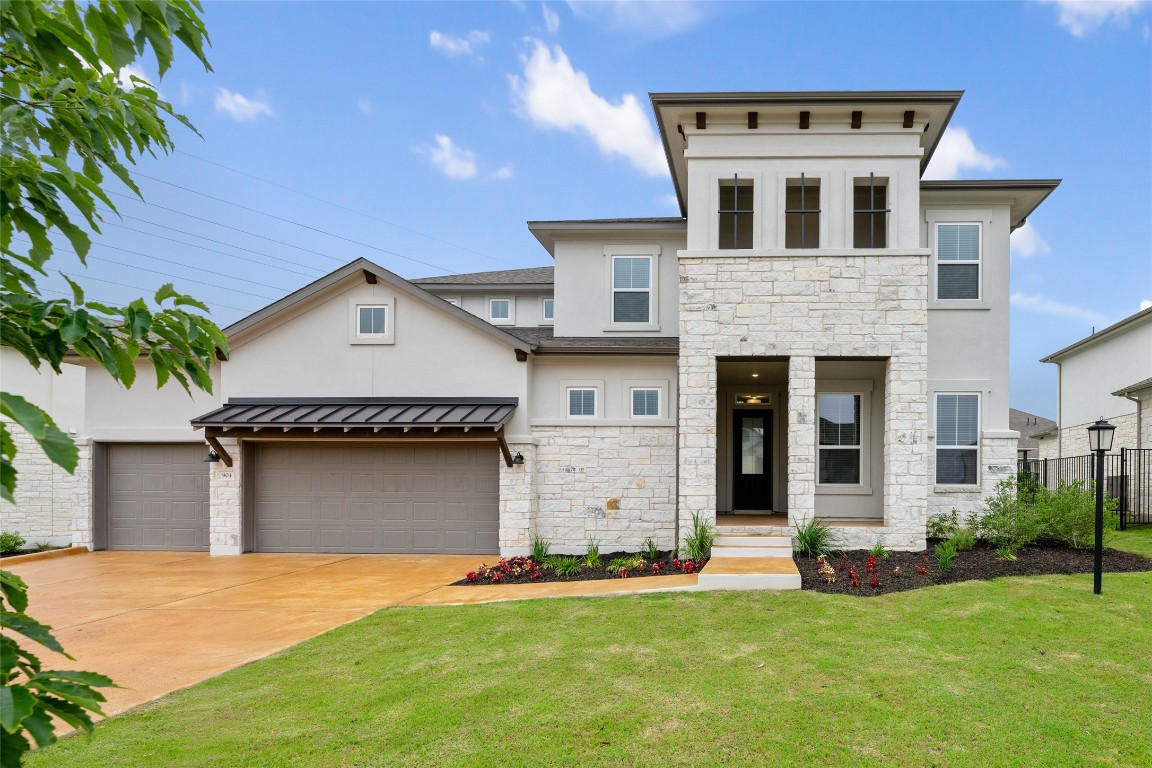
[443,297,460,307]
[936,393,979,484]
[357,305,388,337]
[542,297,555,322]
[489,298,512,323]
[818,394,861,484]
[612,256,651,324]
[631,388,660,418]
[936,223,981,300]
[567,388,597,418]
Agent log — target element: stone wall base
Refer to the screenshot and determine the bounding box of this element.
[0,421,79,546]
[928,435,1018,524]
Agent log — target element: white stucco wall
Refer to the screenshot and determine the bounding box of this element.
[1056,316,1151,430]
[528,356,678,424]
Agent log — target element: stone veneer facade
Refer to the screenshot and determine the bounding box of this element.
[0,424,77,546]
[208,436,243,555]
[500,426,677,555]
[1038,412,1140,460]
[678,253,931,550]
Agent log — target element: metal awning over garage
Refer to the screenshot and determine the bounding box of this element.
[192,397,519,467]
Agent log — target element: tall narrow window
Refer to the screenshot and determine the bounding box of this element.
[785,175,821,248]
[542,297,555,322]
[936,394,979,484]
[818,394,862,484]
[612,256,651,323]
[719,176,754,249]
[568,388,597,418]
[937,224,981,300]
[853,174,889,248]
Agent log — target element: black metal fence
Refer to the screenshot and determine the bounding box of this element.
[1018,448,1152,529]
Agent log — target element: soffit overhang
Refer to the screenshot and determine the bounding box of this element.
[920,180,1061,231]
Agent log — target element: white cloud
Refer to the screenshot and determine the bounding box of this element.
[429,30,491,57]
[178,82,193,106]
[489,164,515,180]
[1010,221,1051,258]
[1040,1,1146,37]
[116,64,150,90]
[509,40,667,176]
[423,134,478,180]
[923,126,1007,180]
[542,3,561,33]
[1140,299,1152,311]
[567,1,710,36]
[358,98,373,114]
[1011,291,1111,327]
[214,88,274,122]
[660,193,681,211]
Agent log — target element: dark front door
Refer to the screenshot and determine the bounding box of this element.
[733,410,772,510]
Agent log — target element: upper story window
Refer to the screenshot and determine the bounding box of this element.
[718,176,754,249]
[568,388,597,418]
[488,298,514,325]
[936,393,979,485]
[853,174,889,248]
[818,394,862,485]
[785,174,821,249]
[631,388,660,418]
[612,256,651,323]
[936,223,981,300]
[542,297,555,323]
[357,305,387,337]
[443,297,460,307]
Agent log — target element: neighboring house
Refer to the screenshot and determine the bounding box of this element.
[2,90,1060,555]
[1010,408,1057,462]
[1035,307,1152,459]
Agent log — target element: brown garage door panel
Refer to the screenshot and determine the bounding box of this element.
[253,443,499,554]
[105,444,210,551]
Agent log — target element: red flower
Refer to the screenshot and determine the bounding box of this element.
[530,571,542,582]
[682,561,696,574]
[871,576,880,588]
[466,571,478,583]
[652,563,662,574]
[620,568,629,579]
[491,571,504,583]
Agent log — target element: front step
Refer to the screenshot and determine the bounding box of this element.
[697,557,801,591]
[712,534,794,559]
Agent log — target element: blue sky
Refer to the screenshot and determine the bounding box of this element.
[37,1,1152,418]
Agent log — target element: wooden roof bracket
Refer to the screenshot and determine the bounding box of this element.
[205,434,234,468]
[496,430,514,467]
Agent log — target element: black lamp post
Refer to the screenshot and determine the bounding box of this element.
[1086,418,1115,595]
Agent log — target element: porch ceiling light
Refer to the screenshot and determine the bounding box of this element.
[751,372,759,378]
[1087,418,1115,453]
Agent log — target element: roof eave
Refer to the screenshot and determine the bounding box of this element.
[1041,306,1152,363]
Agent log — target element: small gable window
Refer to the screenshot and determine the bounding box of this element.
[358,306,387,336]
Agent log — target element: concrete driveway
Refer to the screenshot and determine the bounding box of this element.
[3,551,477,717]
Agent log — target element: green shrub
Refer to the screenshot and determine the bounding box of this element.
[530,535,551,563]
[935,540,957,570]
[949,529,976,552]
[542,554,564,572]
[0,531,26,554]
[553,556,582,577]
[584,538,601,568]
[926,510,960,540]
[680,512,715,562]
[640,537,659,560]
[1035,481,1118,549]
[868,541,891,559]
[971,476,1045,555]
[793,517,830,557]
[606,556,644,574]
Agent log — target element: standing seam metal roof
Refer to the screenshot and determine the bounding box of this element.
[192,398,518,429]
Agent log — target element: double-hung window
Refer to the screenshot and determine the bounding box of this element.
[568,388,597,418]
[936,224,981,300]
[612,256,651,324]
[818,394,862,484]
[785,174,821,248]
[936,394,979,484]
[853,174,889,248]
[718,177,754,249]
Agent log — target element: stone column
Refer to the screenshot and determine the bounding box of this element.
[499,441,535,556]
[883,356,929,549]
[677,349,717,543]
[70,440,94,549]
[209,437,242,555]
[787,355,816,526]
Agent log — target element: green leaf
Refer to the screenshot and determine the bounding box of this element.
[0,570,29,614]
[0,612,69,657]
[20,709,58,749]
[0,685,35,733]
[59,307,90,342]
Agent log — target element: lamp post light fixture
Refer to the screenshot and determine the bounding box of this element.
[1086,418,1115,595]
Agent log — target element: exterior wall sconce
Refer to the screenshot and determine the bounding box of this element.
[512,452,525,465]
[1086,417,1115,595]
[204,449,221,463]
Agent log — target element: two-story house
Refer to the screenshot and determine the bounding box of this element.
[2,90,1058,556]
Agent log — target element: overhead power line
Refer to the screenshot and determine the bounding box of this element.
[131,172,457,275]
[40,280,253,314]
[175,149,519,268]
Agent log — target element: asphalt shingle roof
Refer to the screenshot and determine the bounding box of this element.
[411,267,554,286]
[503,327,679,352]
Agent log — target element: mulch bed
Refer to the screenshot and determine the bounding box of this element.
[451,552,707,586]
[0,546,69,559]
[797,539,1152,596]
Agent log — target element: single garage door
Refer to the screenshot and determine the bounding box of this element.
[252,442,499,554]
[104,443,210,550]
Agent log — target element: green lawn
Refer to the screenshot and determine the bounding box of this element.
[30,528,1152,768]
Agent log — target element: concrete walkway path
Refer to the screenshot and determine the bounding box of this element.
[4,551,700,719]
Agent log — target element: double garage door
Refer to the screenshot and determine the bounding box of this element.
[102,442,498,554]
